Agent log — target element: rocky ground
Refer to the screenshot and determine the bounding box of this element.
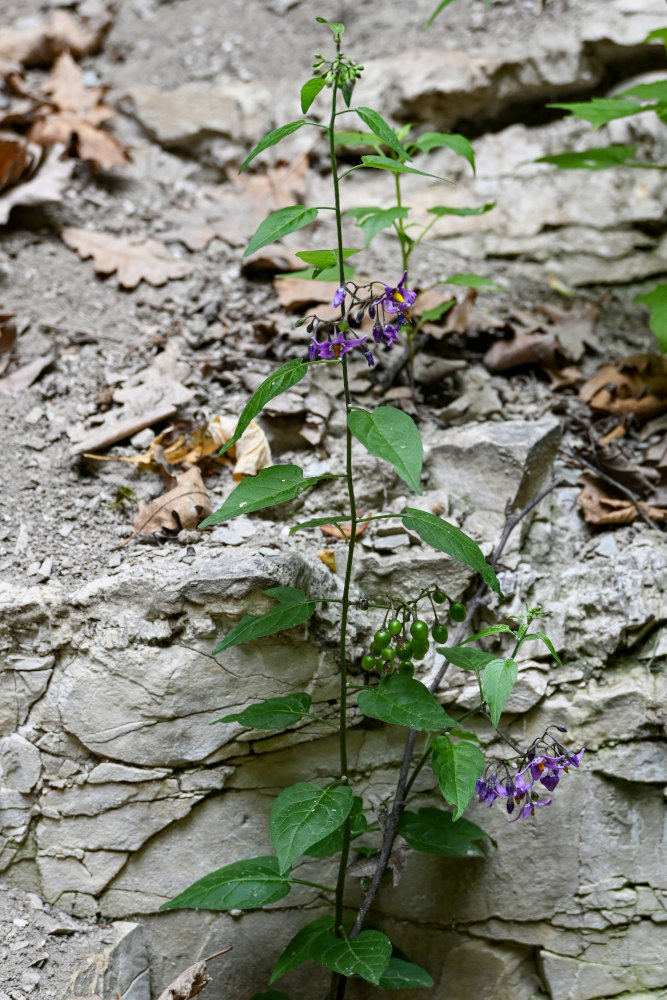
[0,0,666,999]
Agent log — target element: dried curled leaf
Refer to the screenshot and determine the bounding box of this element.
[156,961,211,1000]
[0,143,73,225]
[580,354,667,422]
[577,475,667,526]
[0,9,109,73]
[131,416,272,480]
[62,228,192,289]
[133,467,212,537]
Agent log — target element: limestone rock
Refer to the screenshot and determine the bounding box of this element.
[0,734,41,792]
[67,920,151,1000]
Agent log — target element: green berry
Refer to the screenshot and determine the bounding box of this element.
[433,590,447,604]
[374,629,391,649]
[450,602,467,622]
[432,624,448,643]
[410,620,429,641]
[370,642,380,656]
[361,654,376,670]
[398,661,414,677]
[395,642,413,661]
[412,647,427,661]
[388,619,403,636]
[380,647,395,661]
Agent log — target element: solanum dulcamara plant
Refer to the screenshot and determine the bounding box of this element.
[161,18,584,1000]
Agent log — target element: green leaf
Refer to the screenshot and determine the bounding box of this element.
[161,856,290,911]
[521,630,563,665]
[278,263,357,282]
[534,145,639,171]
[305,795,367,857]
[240,121,308,173]
[548,98,645,130]
[289,515,348,535]
[399,806,494,858]
[200,465,333,526]
[482,657,518,727]
[245,205,318,257]
[348,406,423,494]
[619,80,667,103]
[444,273,505,291]
[308,929,392,985]
[345,205,409,247]
[356,107,410,160]
[335,129,385,154]
[316,16,344,38]
[436,645,497,672]
[214,586,316,653]
[295,247,361,278]
[645,27,667,49]
[360,154,451,182]
[428,201,496,217]
[378,956,434,990]
[215,359,307,457]
[402,508,502,595]
[414,131,475,173]
[301,77,326,113]
[459,624,515,644]
[216,692,312,729]
[270,916,335,983]
[420,300,455,323]
[432,736,485,821]
[270,783,354,873]
[358,673,456,731]
[427,0,459,27]
[635,283,667,353]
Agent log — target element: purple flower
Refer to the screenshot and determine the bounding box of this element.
[364,350,376,367]
[378,271,417,315]
[383,324,400,348]
[509,797,552,823]
[332,287,346,308]
[478,738,585,822]
[567,748,585,768]
[372,320,384,343]
[309,329,366,361]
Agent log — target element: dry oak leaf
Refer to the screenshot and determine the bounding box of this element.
[580,354,667,422]
[0,142,73,224]
[577,474,667,526]
[0,9,108,73]
[28,52,129,169]
[62,227,192,289]
[133,415,272,480]
[0,134,29,191]
[133,466,212,537]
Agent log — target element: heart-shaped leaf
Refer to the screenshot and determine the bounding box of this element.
[305,795,367,857]
[308,929,392,985]
[399,806,495,857]
[358,673,455,731]
[270,916,335,982]
[432,736,485,820]
[160,856,290,911]
[482,657,518,727]
[270,783,354,873]
[378,956,434,989]
[348,407,423,494]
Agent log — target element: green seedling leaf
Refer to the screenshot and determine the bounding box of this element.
[335,129,385,153]
[436,645,497,673]
[301,77,326,113]
[161,856,290,911]
[216,692,312,729]
[245,205,318,257]
[444,273,505,291]
[295,247,361,278]
[427,0,459,26]
[360,154,451,182]
[402,508,502,595]
[548,98,645,130]
[305,795,367,857]
[378,957,434,990]
[316,16,344,38]
[482,657,518,727]
[619,80,667,102]
[348,406,423,494]
[414,131,475,173]
[535,145,639,171]
[271,916,335,983]
[201,465,333,526]
[358,673,456,731]
[270,782,354,873]
[308,929,392,985]
[432,736,485,820]
[214,585,316,653]
[428,201,496,217]
[459,624,515,644]
[399,806,495,858]
[635,283,667,354]
[345,205,409,247]
[356,107,410,160]
[420,300,455,323]
[216,359,307,456]
[521,631,563,665]
[240,121,308,173]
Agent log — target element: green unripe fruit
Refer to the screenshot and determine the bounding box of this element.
[410,620,429,641]
[412,647,427,661]
[398,661,414,677]
[433,590,447,604]
[449,602,467,622]
[395,642,413,661]
[432,624,449,643]
[374,630,391,649]
[388,619,403,636]
[380,647,395,661]
[361,654,376,670]
[369,642,381,656]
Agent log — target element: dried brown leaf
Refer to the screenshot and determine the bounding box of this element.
[577,474,667,525]
[156,961,211,1000]
[580,355,667,422]
[0,143,73,224]
[0,352,54,394]
[273,277,339,311]
[317,549,337,573]
[535,300,599,361]
[320,520,367,541]
[62,228,192,289]
[442,287,476,336]
[0,135,29,191]
[0,10,107,71]
[133,467,212,537]
[484,332,569,373]
[0,313,17,375]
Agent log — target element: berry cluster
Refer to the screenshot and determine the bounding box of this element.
[360,590,467,676]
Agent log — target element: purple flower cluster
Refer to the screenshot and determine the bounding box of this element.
[476,731,584,822]
[308,271,416,366]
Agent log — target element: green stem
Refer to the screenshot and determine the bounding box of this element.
[289,878,336,892]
